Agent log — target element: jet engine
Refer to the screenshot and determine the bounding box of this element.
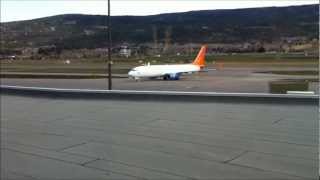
[163,73,180,80]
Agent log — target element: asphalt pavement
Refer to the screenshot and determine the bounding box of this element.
[1,68,319,94]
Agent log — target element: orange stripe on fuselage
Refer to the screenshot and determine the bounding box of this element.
[192,45,207,68]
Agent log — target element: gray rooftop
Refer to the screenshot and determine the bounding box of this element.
[1,94,318,180]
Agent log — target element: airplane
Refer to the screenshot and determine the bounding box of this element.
[128,45,207,80]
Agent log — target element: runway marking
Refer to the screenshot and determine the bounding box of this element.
[272,118,284,124]
[223,150,249,163]
[58,142,87,152]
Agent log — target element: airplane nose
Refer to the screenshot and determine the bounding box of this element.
[128,71,134,76]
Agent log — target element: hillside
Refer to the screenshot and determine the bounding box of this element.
[0,4,318,50]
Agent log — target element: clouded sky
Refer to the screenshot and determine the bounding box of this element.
[1,0,317,22]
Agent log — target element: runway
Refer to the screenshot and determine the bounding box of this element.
[1,68,318,94]
[1,94,318,179]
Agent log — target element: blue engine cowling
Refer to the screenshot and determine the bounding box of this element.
[164,73,180,80]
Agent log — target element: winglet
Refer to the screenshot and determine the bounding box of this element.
[192,45,207,68]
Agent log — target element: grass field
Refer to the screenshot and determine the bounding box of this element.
[256,70,319,76]
[1,53,318,74]
[269,81,310,94]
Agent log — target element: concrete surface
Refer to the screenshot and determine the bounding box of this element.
[1,94,318,180]
[1,85,318,105]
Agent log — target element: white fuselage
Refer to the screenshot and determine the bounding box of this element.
[128,64,200,78]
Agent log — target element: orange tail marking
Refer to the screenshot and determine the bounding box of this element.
[192,45,207,68]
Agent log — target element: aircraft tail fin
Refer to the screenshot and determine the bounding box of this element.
[192,45,207,68]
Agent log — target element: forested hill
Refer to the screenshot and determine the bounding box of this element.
[1,4,318,49]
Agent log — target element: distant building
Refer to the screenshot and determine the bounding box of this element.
[119,45,132,58]
[281,36,307,44]
[84,30,95,36]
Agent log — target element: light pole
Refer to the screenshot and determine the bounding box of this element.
[107,0,112,90]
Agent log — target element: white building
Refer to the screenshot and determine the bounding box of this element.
[119,45,132,58]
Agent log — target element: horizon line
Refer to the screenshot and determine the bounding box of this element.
[1,3,317,23]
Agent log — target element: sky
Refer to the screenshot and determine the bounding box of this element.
[1,0,318,22]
